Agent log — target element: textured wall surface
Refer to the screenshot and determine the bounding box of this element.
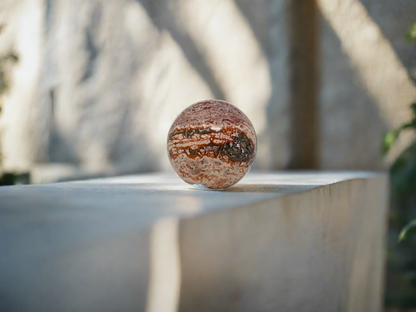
[0,0,290,176]
[0,0,416,176]
[318,0,416,169]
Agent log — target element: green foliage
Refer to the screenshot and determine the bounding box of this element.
[399,220,416,243]
[385,102,416,219]
[0,53,19,96]
[0,53,19,169]
[383,102,416,155]
[405,23,416,42]
[0,172,30,186]
[384,101,416,308]
[390,142,416,199]
[412,103,416,116]
[385,22,416,308]
[383,129,401,155]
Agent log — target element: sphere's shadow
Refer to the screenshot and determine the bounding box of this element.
[190,183,321,194]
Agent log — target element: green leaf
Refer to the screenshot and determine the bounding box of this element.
[0,53,18,63]
[405,23,416,42]
[411,102,416,117]
[382,108,416,155]
[383,129,401,154]
[402,121,416,130]
[398,220,416,243]
[390,142,416,198]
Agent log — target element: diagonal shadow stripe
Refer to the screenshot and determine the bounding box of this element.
[138,0,226,100]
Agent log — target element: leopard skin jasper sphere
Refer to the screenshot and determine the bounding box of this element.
[167,99,257,189]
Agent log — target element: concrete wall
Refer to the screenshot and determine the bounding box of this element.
[319,0,416,169]
[0,172,388,312]
[0,0,415,177]
[0,0,291,177]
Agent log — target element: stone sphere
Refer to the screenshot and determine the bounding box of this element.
[167,99,257,189]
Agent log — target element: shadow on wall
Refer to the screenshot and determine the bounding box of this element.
[359,0,416,82]
[139,0,277,169]
[232,0,292,170]
[318,0,416,170]
[213,0,416,171]
[1,0,416,178]
[319,10,388,170]
[2,0,277,176]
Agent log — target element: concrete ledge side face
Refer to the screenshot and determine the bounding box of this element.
[346,176,388,312]
[1,230,151,312]
[178,176,388,312]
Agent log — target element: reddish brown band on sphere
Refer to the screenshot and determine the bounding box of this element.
[167,99,257,189]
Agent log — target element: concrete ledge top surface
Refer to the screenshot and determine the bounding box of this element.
[0,171,385,258]
[0,171,385,216]
[0,171,384,210]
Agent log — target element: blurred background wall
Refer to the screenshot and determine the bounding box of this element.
[319,0,416,170]
[0,0,415,182]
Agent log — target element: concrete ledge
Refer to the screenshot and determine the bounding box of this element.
[0,172,388,312]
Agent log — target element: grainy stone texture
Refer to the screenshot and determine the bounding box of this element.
[167,100,256,189]
[0,0,290,175]
[0,172,388,312]
[318,0,416,169]
[1,0,415,176]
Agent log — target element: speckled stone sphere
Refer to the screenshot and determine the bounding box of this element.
[167,100,257,189]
